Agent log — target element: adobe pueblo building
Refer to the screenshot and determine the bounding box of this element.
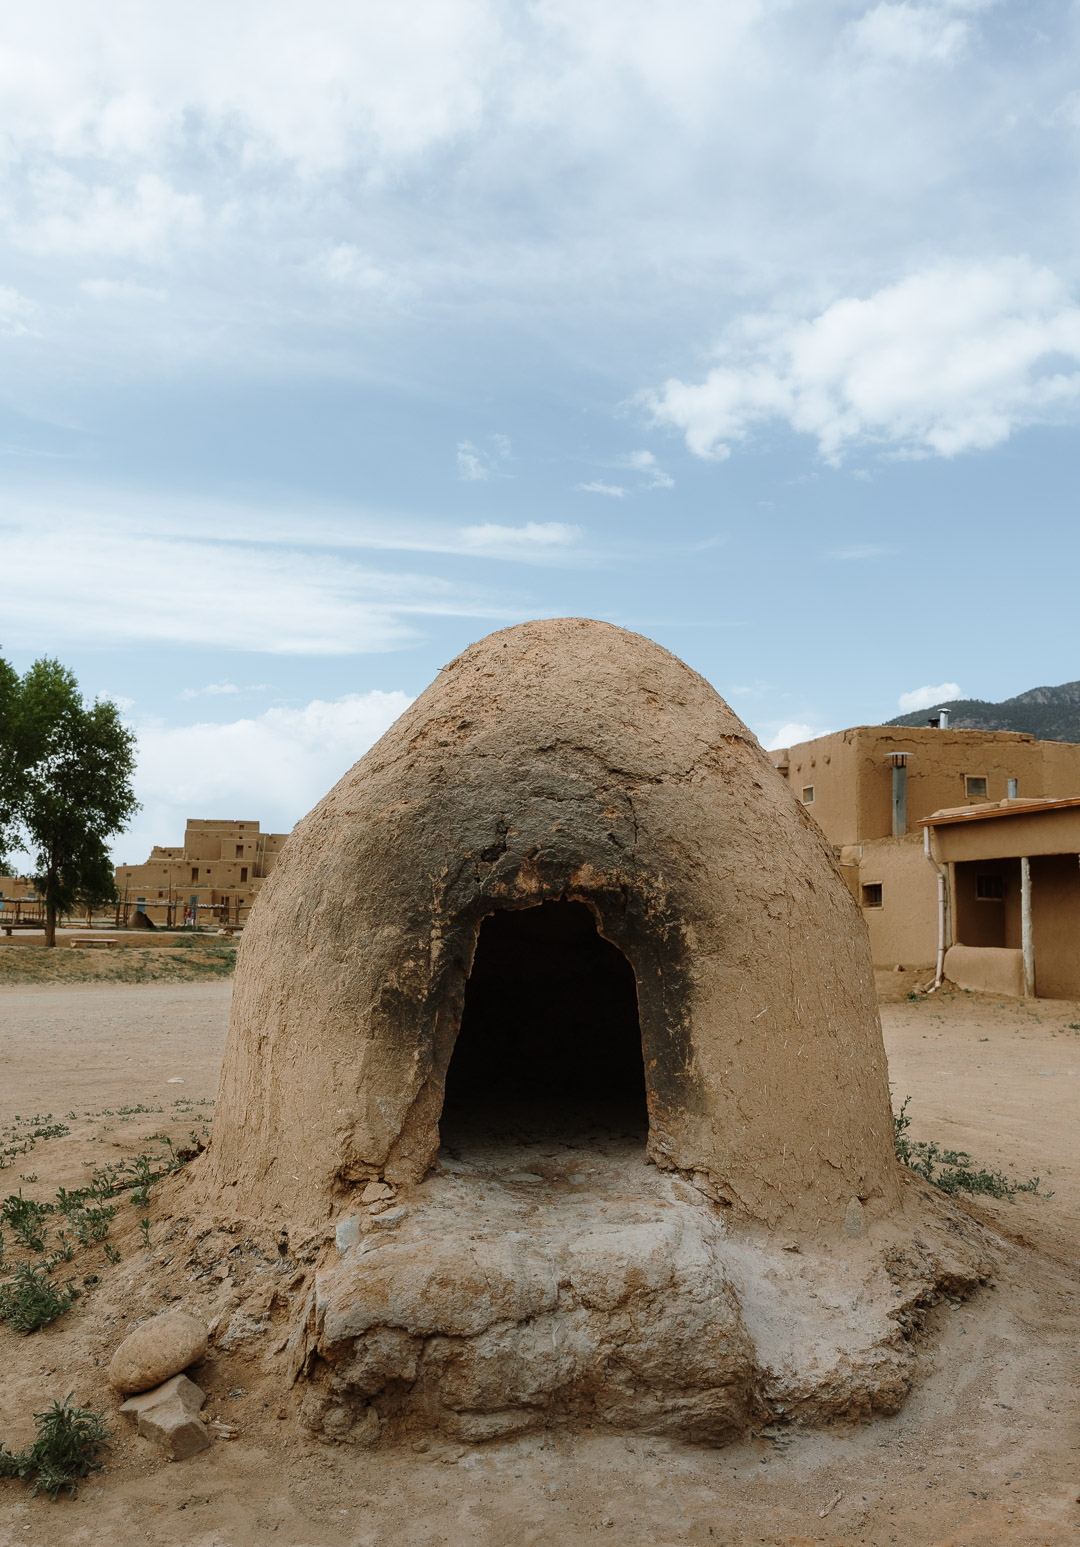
[197,619,989,1446]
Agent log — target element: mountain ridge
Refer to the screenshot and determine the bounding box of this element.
[886,680,1080,742]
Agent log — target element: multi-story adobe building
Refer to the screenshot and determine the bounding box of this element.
[772,723,1080,973]
[115,818,290,927]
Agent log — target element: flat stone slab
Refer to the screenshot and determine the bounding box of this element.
[120,1373,209,1460]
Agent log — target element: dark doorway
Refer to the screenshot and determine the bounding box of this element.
[441,901,647,1139]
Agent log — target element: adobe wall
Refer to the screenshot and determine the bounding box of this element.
[782,731,861,846]
[1030,853,1080,998]
[855,836,938,967]
[783,727,1080,847]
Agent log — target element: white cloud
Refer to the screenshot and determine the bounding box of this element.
[576,481,627,497]
[18,171,203,260]
[762,721,829,751]
[648,259,1080,463]
[119,690,412,864]
[80,277,166,301]
[0,4,503,174]
[844,4,972,67]
[0,285,36,335]
[897,681,960,711]
[319,244,397,294]
[456,436,512,482]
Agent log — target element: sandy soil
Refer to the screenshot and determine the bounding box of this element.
[0,977,1076,1546]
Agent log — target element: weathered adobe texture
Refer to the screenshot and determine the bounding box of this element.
[189,617,993,1446]
[205,617,900,1233]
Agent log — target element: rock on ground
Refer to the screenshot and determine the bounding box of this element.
[109,1309,209,1393]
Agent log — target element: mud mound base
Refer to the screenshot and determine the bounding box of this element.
[295,1133,992,1447]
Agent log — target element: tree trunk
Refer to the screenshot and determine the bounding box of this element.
[45,899,56,948]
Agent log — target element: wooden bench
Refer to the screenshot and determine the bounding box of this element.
[70,938,119,949]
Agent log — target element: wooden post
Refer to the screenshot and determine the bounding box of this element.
[1021,856,1034,998]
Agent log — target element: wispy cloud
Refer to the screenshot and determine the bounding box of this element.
[79,277,167,302]
[178,681,269,699]
[827,543,896,560]
[457,435,512,482]
[575,480,627,497]
[0,499,530,656]
[621,450,674,489]
[457,521,580,551]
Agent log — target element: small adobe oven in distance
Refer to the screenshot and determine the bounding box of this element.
[206,617,899,1236]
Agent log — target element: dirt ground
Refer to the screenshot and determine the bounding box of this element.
[0,976,1076,1546]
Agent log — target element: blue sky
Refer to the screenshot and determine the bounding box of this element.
[2,0,1079,859]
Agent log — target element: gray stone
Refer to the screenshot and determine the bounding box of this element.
[370,1206,407,1231]
[120,1373,210,1460]
[216,1308,269,1351]
[843,1197,866,1238]
[335,1217,363,1252]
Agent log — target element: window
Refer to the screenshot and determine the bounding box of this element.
[862,883,883,908]
[240,867,248,882]
[976,874,1004,901]
[965,776,988,799]
[801,786,815,804]
[235,845,244,858]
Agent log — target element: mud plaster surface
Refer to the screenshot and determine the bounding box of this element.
[0,977,1076,1545]
[210,619,898,1233]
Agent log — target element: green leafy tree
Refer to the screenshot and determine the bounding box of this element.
[0,654,20,875]
[6,659,138,946]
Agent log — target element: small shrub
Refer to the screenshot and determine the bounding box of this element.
[893,1098,1049,1199]
[0,1263,78,1333]
[0,1394,111,1499]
